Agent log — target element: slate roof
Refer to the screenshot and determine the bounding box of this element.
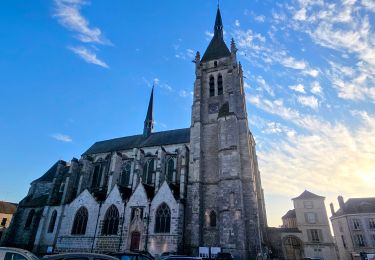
[0,201,17,214]
[292,190,324,200]
[201,8,231,62]
[20,195,49,208]
[334,197,375,216]
[83,128,190,155]
[33,160,66,183]
[282,209,296,219]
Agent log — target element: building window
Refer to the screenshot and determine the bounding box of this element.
[120,161,132,187]
[209,75,215,97]
[372,234,375,246]
[210,211,217,227]
[102,205,119,235]
[91,164,103,189]
[47,210,57,233]
[71,207,88,235]
[165,157,175,183]
[355,234,365,247]
[342,235,347,248]
[24,209,35,229]
[305,212,316,224]
[154,203,171,233]
[217,74,223,95]
[304,201,313,209]
[353,218,361,230]
[214,61,218,67]
[142,158,155,185]
[1,218,7,227]
[339,220,344,232]
[308,229,321,242]
[369,218,375,229]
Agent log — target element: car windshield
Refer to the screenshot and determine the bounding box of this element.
[27,253,40,260]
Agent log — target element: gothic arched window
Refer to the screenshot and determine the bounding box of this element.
[71,207,88,235]
[217,74,223,95]
[210,210,217,227]
[142,158,155,185]
[154,203,171,233]
[209,75,215,97]
[165,157,175,183]
[91,164,102,189]
[102,205,120,235]
[48,210,57,233]
[24,209,35,229]
[120,161,132,187]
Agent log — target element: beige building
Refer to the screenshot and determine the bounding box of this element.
[0,201,17,242]
[268,190,337,260]
[330,196,375,260]
[292,190,337,260]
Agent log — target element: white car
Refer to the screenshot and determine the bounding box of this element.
[0,247,40,260]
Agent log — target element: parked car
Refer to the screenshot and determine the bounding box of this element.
[0,247,40,260]
[215,252,234,260]
[162,256,201,260]
[42,253,118,260]
[109,251,154,260]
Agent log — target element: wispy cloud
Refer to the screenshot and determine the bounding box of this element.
[297,95,319,110]
[69,46,108,68]
[53,0,111,68]
[289,83,305,93]
[54,0,111,45]
[50,133,72,142]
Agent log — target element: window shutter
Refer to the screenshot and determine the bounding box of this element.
[318,229,323,242]
[307,230,312,242]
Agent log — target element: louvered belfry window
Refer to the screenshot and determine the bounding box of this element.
[102,205,120,235]
[48,210,57,233]
[71,207,88,235]
[155,203,171,233]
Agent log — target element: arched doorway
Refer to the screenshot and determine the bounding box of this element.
[283,235,303,260]
[130,231,141,251]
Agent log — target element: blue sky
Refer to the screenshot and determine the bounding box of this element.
[1,0,374,226]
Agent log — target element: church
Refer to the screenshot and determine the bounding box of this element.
[2,7,268,259]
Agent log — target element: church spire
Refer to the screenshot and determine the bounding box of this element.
[143,86,154,137]
[201,6,230,62]
[214,6,223,39]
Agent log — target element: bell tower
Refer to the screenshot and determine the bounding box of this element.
[185,7,267,259]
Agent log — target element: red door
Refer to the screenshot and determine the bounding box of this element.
[130,231,140,251]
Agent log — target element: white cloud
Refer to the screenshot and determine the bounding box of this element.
[235,20,240,27]
[255,76,275,96]
[279,56,306,70]
[362,0,375,11]
[179,90,193,98]
[254,15,266,23]
[54,0,111,45]
[297,95,319,110]
[289,83,306,93]
[51,133,72,142]
[311,81,322,94]
[304,68,319,77]
[68,46,109,68]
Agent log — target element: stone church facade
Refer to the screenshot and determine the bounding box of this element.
[3,8,267,259]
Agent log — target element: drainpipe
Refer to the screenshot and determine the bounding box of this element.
[144,199,151,252]
[91,202,102,252]
[118,200,128,252]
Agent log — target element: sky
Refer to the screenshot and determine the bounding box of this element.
[0,0,374,227]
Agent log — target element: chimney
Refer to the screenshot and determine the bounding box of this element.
[330,203,335,216]
[338,195,345,210]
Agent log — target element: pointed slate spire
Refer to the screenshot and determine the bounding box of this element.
[201,6,231,62]
[143,86,154,137]
[214,7,223,38]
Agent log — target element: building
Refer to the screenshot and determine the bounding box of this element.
[3,7,267,259]
[330,196,375,260]
[0,201,17,242]
[268,190,337,260]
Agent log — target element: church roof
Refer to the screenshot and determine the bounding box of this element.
[32,160,66,183]
[201,8,231,62]
[292,190,324,200]
[83,128,190,155]
[0,201,17,214]
[334,197,375,216]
